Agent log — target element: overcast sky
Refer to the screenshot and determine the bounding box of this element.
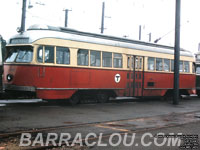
[0,0,200,53]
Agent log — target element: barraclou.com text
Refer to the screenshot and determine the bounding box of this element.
[19,132,185,147]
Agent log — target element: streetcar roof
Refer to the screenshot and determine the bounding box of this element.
[8,24,193,57]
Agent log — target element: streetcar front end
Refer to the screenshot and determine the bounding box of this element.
[3,44,37,98]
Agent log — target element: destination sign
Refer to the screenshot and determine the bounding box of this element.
[10,38,29,44]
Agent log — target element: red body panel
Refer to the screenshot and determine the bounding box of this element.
[3,65,126,99]
[144,72,195,89]
[143,72,196,96]
[3,64,196,99]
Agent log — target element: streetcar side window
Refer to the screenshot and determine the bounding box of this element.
[90,50,101,67]
[127,57,130,68]
[179,61,183,72]
[170,60,189,73]
[184,61,189,73]
[171,60,174,72]
[102,52,112,67]
[148,57,155,71]
[56,47,70,65]
[135,57,142,69]
[77,49,89,66]
[156,58,163,71]
[135,57,139,69]
[45,46,54,63]
[113,53,122,68]
[37,46,43,63]
[164,59,170,72]
[139,57,142,69]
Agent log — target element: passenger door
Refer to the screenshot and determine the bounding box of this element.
[126,56,134,96]
[133,56,144,97]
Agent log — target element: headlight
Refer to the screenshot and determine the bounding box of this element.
[7,74,13,82]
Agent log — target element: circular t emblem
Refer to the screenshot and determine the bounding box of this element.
[115,74,121,83]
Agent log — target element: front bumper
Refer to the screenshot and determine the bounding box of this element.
[3,84,36,92]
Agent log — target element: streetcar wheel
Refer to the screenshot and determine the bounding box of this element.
[97,92,109,103]
[69,94,80,105]
[166,96,173,101]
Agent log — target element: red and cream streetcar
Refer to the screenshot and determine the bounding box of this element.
[3,24,196,104]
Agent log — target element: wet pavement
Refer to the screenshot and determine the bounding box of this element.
[0,97,200,132]
[0,97,200,149]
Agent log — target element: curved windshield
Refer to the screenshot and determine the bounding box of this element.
[5,46,33,63]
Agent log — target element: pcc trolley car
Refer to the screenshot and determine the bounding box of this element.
[3,24,195,104]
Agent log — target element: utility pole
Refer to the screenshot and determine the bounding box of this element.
[148,33,151,42]
[139,25,142,40]
[64,9,71,27]
[173,0,181,105]
[100,2,105,34]
[20,0,27,32]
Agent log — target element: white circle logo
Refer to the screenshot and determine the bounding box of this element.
[115,74,121,83]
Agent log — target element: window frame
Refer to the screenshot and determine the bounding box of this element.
[44,46,55,63]
[102,51,112,68]
[37,46,44,63]
[156,58,163,71]
[148,57,155,71]
[90,50,101,67]
[170,60,174,72]
[113,53,123,68]
[163,59,170,72]
[56,46,70,65]
[77,49,89,66]
[179,60,183,72]
[183,61,190,73]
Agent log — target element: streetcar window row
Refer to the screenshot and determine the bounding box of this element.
[37,46,123,68]
[77,49,123,68]
[6,46,192,73]
[148,57,190,73]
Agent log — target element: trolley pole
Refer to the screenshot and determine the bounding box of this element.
[173,0,181,105]
[20,0,27,32]
[64,9,71,27]
[100,2,105,34]
[148,32,151,42]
